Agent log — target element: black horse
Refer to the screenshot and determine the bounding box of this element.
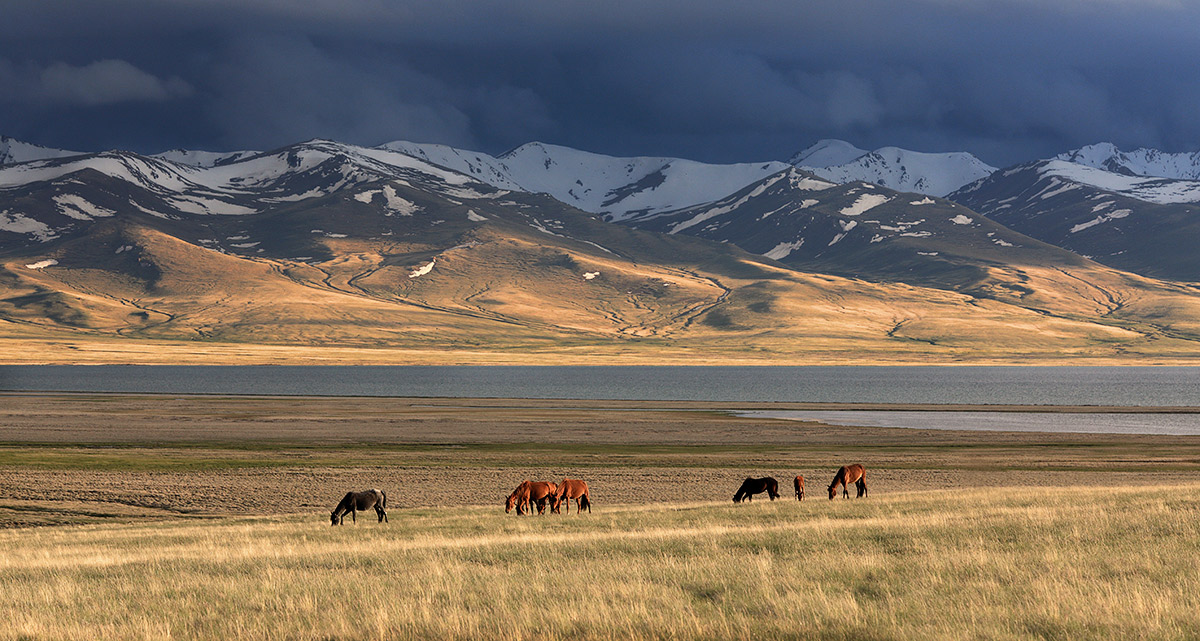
[733,477,780,503]
[330,488,388,525]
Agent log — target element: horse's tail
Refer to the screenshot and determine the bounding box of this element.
[581,492,591,513]
[381,489,387,510]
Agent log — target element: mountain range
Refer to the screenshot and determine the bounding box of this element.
[4,134,1200,363]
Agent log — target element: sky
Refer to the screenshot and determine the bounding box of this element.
[3,0,1200,167]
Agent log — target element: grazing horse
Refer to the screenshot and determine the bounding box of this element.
[505,480,531,515]
[794,475,805,502]
[828,464,868,500]
[505,480,559,515]
[330,489,387,525]
[528,481,558,515]
[551,478,591,514]
[733,477,780,503]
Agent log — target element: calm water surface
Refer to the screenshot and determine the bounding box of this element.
[1,365,1198,406]
[738,410,1200,436]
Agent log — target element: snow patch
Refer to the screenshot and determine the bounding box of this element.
[1070,209,1131,233]
[409,259,435,278]
[54,194,116,220]
[583,271,600,280]
[25,259,57,269]
[0,210,57,241]
[910,197,936,206]
[950,214,973,225]
[838,193,891,217]
[764,239,805,259]
[466,210,487,222]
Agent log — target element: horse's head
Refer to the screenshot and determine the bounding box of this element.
[505,493,517,513]
[330,511,340,526]
[828,485,836,500]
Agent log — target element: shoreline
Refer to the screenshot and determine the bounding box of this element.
[3,390,1200,413]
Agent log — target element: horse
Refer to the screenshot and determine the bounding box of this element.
[505,480,531,515]
[827,464,867,500]
[330,488,387,525]
[794,475,805,502]
[733,477,780,503]
[505,480,559,515]
[528,481,558,515]
[551,478,591,514]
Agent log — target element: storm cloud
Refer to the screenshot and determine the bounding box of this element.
[3,0,1199,166]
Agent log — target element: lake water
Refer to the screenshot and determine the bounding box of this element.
[737,410,1200,436]
[1,365,1199,406]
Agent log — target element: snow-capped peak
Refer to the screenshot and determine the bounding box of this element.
[1055,143,1200,180]
[791,141,997,197]
[0,136,84,165]
[787,139,869,168]
[383,139,788,220]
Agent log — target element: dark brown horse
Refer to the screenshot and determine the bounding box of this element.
[551,478,591,514]
[330,488,387,525]
[505,480,559,515]
[733,477,780,503]
[828,464,867,500]
[794,475,805,502]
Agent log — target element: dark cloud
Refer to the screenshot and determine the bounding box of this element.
[2,1,1199,166]
[0,59,193,107]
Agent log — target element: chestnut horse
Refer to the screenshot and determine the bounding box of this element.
[330,488,387,525]
[528,481,558,515]
[505,480,558,515]
[551,478,591,514]
[827,464,867,500]
[794,475,805,502]
[733,477,780,503]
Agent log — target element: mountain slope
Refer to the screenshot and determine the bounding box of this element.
[622,166,1200,344]
[790,140,996,197]
[1057,143,1200,180]
[382,140,788,221]
[0,136,83,165]
[6,138,1200,363]
[152,149,259,168]
[952,160,1200,281]
[624,167,1077,289]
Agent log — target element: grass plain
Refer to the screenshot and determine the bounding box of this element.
[2,393,1200,639]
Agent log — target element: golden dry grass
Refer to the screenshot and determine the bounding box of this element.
[7,221,1200,364]
[2,485,1198,640]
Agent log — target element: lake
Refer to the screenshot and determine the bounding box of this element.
[1,365,1198,406]
[737,410,1200,436]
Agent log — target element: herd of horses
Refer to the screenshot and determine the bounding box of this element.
[329,465,867,525]
[733,464,868,503]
